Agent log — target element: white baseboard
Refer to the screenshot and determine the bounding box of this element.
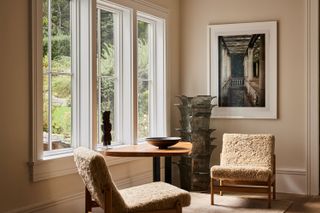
[6,171,153,213]
[276,168,307,194]
[7,168,308,212]
[6,192,84,213]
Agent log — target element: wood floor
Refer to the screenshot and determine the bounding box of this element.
[276,193,320,212]
[93,192,320,212]
[234,192,320,212]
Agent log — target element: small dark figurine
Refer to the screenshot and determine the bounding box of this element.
[101,111,112,146]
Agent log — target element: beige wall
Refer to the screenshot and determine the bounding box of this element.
[180,0,308,193]
[0,0,312,211]
[0,0,180,212]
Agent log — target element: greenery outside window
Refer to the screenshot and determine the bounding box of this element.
[137,18,154,140]
[32,0,93,166]
[96,7,121,145]
[137,11,167,142]
[42,0,74,155]
[32,0,167,181]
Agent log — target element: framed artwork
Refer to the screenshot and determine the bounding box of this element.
[208,21,277,119]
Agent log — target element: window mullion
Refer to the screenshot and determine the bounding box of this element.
[132,10,138,144]
[97,8,101,145]
[71,0,79,149]
[149,21,156,136]
[48,0,53,151]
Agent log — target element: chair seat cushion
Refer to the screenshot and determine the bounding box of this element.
[211,165,272,182]
[119,182,191,212]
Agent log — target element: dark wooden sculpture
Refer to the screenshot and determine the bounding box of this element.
[102,111,112,146]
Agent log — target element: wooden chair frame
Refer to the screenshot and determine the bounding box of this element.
[85,186,182,213]
[210,155,276,208]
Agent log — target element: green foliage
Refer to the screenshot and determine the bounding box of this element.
[138,21,148,43]
[42,2,153,143]
[99,43,115,141]
[52,76,71,100]
[42,0,73,143]
[42,74,72,141]
[43,35,71,60]
[100,10,114,49]
[42,0,71,37]
[137,30,150,138]
[52,106,71,136]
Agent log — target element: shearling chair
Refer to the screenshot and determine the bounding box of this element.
[210,134,275,208]
[74,147,191,213]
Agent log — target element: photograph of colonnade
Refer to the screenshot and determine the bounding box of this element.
[218,34,265,107]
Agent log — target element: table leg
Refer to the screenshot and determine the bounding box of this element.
[165,156,172,183]
[153,157,160,181]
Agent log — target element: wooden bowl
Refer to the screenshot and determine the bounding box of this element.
[145,137,181,149]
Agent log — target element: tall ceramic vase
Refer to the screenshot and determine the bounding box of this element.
[176,95,216,191]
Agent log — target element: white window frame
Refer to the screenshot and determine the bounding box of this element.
[31,0,168,181]
[136,12,166,141]
[42,0,77,157]
[31,0,94,181]
[96,0,167,146]
[95,0,133,147]
[96,5,122,145]
[137,16,156,140]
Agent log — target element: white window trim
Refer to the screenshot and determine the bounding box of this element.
[96,1,133,146]
[97,0,168,145]
[136,12,167,139]
[31,0,95,181]
[43,0,78,158]
[31,0,169,182]
[101,1,170,141]
[96,4,122,145]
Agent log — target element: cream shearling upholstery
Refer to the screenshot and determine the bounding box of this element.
[211,166,272,182]
[74,147,191,213]
[210,134,276,208]
[211,134,274,181]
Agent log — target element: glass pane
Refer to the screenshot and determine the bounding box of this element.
[43,75,49,151]
[99,76,116,143]
[51,75,72,149]
[97,8,118,145]
[100,10,115,76]
[42,0,49,74]
[51,0,72,73]
[137,20,151,139]
[43,0,73,152]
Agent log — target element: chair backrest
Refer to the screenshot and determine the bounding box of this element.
[221,134,275,170]
[74,147,127,211]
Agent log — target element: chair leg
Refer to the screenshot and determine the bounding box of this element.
[210,178,214,205]
[268,178,271,208]
[105,187,112,213]
[219,179,223,196]
[85,187,92,213]
[175,201,182,213]
[273,179,276,200]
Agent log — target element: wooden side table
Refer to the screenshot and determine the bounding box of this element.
[101,142,192,183]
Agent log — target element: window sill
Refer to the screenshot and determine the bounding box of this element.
[30,151,142,182]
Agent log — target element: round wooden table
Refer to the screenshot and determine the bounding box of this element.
[102,142,192,183]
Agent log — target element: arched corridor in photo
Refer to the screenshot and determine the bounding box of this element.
[218,34,265,107]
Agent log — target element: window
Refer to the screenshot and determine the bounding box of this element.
[95,2,131,146]
[137,18,154,140]
[32,0,93,164]
[137,12,167,140]
[96,7,121,145]
[42,0,73,154]
[95,1,167,146]
[32,0,167,181]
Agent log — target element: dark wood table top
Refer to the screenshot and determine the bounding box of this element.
[101,142,192,157]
